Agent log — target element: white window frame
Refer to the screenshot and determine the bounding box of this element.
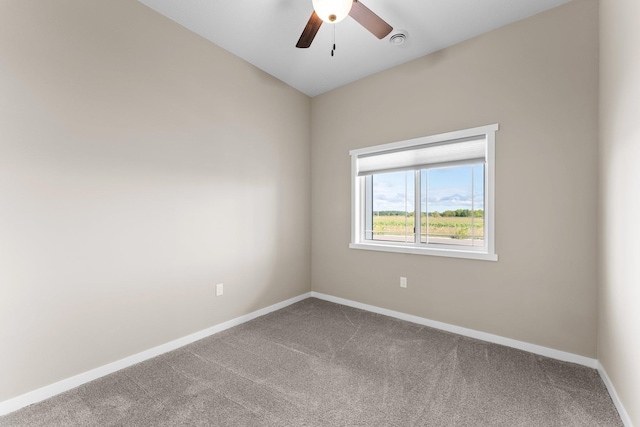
[349,124,498,261]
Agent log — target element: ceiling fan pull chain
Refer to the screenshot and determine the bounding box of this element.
[331,24,336,57]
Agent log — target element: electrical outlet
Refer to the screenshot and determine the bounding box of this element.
[216,283,224,296]
[400,277,407,288]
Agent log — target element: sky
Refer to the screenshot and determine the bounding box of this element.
[372,164,484,213]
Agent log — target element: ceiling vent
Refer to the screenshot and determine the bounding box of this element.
[389,30,408,46]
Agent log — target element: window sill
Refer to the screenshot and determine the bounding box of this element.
[349,242,498,261]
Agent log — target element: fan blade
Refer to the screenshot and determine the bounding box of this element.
[349,1,393,39]
[296,11,323,48]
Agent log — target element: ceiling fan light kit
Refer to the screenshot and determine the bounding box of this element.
[312,0,353,23]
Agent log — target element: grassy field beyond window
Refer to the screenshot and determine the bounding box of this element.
[372,214,484,241]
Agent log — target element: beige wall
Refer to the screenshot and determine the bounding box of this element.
[311,0,599,357]
[0,1,311,402]
[599,0,640,424]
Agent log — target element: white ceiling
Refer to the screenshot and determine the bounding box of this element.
[137,0,572,97]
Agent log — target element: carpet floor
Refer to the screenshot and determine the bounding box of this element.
[0,298,623,426]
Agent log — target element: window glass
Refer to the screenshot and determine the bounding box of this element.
[425,164,484,247]
[370,171,415,243]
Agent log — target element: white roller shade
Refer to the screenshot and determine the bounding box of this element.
[357,135,486,176]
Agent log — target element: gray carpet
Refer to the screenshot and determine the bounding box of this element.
[0,298,623,426]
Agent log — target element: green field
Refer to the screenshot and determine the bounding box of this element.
[372,214,484,240]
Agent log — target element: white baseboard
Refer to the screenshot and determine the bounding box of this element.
[0,292,312,416]
[311,291,598,369]
[597,362,634,427]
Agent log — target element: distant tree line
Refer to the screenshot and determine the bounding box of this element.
[373,209,484,218]
[429,209,484,218]
[373,211,415,217]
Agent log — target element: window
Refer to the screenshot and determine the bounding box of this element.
[350,124,498,261]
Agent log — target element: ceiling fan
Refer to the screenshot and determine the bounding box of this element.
[296,0,393,48]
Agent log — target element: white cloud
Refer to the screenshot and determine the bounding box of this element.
[372,181,414,212]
